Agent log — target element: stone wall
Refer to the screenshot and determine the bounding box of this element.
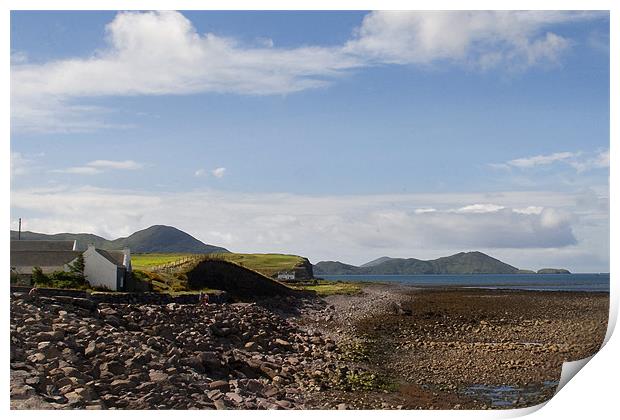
[9,286,228,305]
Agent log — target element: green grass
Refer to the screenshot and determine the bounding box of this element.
[132,252,305,278]
[131,269,187,294]
[131,253,196,270]
[211,253,305,277]
[295,280,362,296]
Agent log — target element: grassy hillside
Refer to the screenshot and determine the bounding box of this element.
[214,253,306,277]
[131,253,196,270]
[132,252,307,278]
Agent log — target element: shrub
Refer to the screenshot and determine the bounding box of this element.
[170,282,187,292]
[32,268,88,289]
[68,253,85,276]
[12,268,31,286]
[129,270,154,292]
[32,267,50,286]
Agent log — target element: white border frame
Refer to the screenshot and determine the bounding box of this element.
[2,2,616,420]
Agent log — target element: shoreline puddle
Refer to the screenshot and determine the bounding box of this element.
[463,381,559,407]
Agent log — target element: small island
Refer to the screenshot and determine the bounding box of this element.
[536,268,572,274]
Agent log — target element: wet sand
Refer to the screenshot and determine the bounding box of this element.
[301,283,609,409]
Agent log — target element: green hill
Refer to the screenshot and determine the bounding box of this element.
[314,251,521,275]
[537,268,571,274]
[312,261,360,275]
[359,256,392,268]
[10,225,229,254]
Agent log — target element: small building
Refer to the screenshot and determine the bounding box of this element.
[10,240,132,291]
[276,271,296,281]
[82,245,132,291]
[10,240,81,274]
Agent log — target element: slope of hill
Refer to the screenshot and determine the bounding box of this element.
[360,258,436,275]
[313,261,364,275]
[10,225,229,254]
[314,251,522,275]
[360,256,392,268]
[214,253,314,279]
[429,251,519,274]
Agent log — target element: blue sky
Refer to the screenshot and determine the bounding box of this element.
[10,11,610,271]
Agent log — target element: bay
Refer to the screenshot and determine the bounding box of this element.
[319,273,610,292]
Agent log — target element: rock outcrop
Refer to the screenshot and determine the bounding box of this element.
[292,258,314,280]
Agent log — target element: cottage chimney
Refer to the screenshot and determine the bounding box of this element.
[123,248,132,271]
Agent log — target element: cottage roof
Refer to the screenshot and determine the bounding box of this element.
[11,240,76,252]
[10,250,81,268]
[95,249,126,267]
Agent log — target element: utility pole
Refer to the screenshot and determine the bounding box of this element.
[18,218,21,240]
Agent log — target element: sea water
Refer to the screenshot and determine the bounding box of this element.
[319,273,610,292]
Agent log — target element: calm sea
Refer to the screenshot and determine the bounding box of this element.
[319,273,610,292]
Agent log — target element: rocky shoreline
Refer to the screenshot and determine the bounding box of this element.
[10,292,374,409]
[301,284,609,409]
[10,284,609,410]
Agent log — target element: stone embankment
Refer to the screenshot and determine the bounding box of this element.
[9,286,228,305]
[10,293,369,409]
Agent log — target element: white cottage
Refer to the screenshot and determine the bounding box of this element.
[83,245,132,291]
[276,271,296,281]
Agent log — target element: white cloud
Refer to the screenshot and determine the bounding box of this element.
[10,152,33,176]
[491,149,609,172]
[211,167,226,178]
[513,206,544,215]
[570,150,610,172]
[507,151,578,168]
[51,166,103,175]
[10,186,609,271]
[194,167,226,178]
[11,11,604,133]
[343,11,590,69]
[51,159,144,175]
[455,203,505,213]
[539,207,571,229]
[11,11,360,133]
[10,51,28,65]
[87,160,143,170]
[414,208,436,214]
[256,37,274,48]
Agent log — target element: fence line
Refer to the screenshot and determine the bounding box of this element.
[150,255,205,273]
